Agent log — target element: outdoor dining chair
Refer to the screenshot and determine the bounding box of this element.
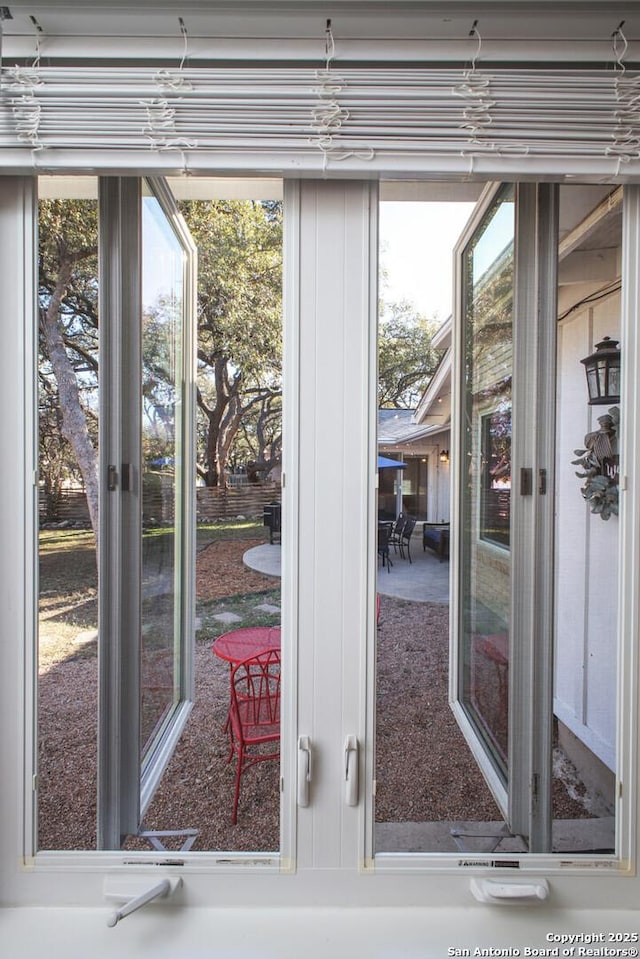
[398,515,417,563]
[377,524,392,572]
[388,512,407,555]
[227,647,281,824]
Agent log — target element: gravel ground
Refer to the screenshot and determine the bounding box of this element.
[375,597,501,824]
[38,546,591,852]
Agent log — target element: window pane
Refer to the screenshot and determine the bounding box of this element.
[552,184,620,853]
[374,184,622,860]
[480,409,511,548]
[140,191,185,758]
[459,186,514,781]
[375,194,513,855]
[37,183,100,849]
[37,180,284,854]
[132,193,284,852]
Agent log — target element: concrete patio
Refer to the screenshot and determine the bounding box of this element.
[243,534,450,605]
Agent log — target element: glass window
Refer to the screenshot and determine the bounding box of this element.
[140,187,189,766]
[5,174,636,922]
[459,185,515,785]
[480,408,511,549]
[37,181,100,850]
[36,178,284,854]
[374,183,621,860]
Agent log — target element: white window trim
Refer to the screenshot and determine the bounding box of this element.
[2,172,640,926]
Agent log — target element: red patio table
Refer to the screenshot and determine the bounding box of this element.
[212,625,281,664]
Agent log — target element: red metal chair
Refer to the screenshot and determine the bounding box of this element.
[227,647,281,824]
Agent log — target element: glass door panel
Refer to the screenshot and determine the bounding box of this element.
[458,185,515,791]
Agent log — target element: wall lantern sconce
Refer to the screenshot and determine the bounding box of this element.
[439,449,450,464]
[580,336,621,406]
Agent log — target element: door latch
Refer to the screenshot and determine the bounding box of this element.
[107,464,118,491]
[520,467,533,496]
[538,468,547,495]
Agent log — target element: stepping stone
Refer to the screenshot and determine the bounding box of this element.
[212,611,243,625]
[73,629,98,645]
[253,603,281,615]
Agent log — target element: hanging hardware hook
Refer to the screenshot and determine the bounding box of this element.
[29,15,43,68]
[469,20,482,73]
[612,21,628,72]
[178,16,188,71]
[325,18,335,69]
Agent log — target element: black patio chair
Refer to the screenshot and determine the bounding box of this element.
[388,512,407,555]
[377,524,392,572]
[398,515,417,563]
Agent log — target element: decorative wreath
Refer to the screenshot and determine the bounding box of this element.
[571,406,620,521]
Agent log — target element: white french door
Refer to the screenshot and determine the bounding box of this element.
[450,182,558,852]
[97,177,197,850]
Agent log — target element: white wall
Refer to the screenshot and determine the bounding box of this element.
[2,905,640,958]
[554,292,620,771]
[426,434,451,524]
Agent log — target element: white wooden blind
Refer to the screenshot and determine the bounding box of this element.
[1,64,640,177]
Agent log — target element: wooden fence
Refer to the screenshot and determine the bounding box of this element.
[39,489,91,525]
[196,484,281,522]
[39,483,281,526]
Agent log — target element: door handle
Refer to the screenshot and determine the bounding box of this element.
[344,735,359,806]
[297,735,312,807]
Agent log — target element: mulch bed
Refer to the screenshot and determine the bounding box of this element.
[195,537,276,601]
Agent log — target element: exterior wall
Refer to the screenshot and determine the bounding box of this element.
[471,544,511,628]
[554,289,620,772]
[378,436,452,523]
[426,435,451,524]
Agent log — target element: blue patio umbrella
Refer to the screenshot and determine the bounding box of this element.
[377,455,407,469]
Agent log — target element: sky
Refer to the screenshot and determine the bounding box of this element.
[379,201,476,322]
